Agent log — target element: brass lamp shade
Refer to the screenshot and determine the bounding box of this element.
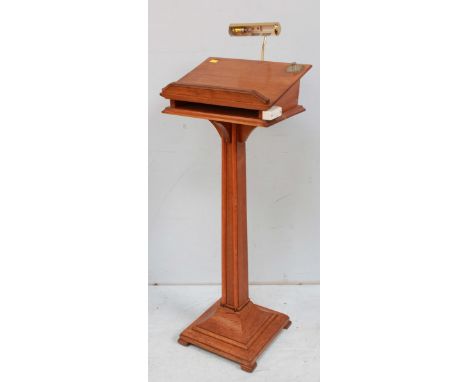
[229,22,281,37]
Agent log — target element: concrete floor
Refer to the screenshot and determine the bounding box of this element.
[149,285,319,382]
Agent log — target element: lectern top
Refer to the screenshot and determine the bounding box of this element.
[161,57,312,111]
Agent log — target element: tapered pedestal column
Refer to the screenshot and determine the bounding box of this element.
[178,122,291,372]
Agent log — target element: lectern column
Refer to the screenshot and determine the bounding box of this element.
[221,123,250,310]
[211,122,256,310]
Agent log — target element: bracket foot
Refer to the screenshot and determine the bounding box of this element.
[241,362,257,372]
[178,338,190,347]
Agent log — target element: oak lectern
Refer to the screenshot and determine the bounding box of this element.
[160,57,312,372]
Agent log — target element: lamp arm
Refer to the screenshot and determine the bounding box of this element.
[261,36,267,61]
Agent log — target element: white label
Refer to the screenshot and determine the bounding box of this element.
[262,106,283,121]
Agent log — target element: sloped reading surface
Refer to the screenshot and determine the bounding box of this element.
[161,57,312,111]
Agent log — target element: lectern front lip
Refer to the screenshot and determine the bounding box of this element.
[162,82,271,104]
[160,82,271,111]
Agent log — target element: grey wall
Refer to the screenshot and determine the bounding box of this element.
[149,0,319,284]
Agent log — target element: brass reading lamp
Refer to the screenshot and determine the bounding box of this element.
[229,22,281,61]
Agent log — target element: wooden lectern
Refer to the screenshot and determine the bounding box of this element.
[160,57,312,372]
